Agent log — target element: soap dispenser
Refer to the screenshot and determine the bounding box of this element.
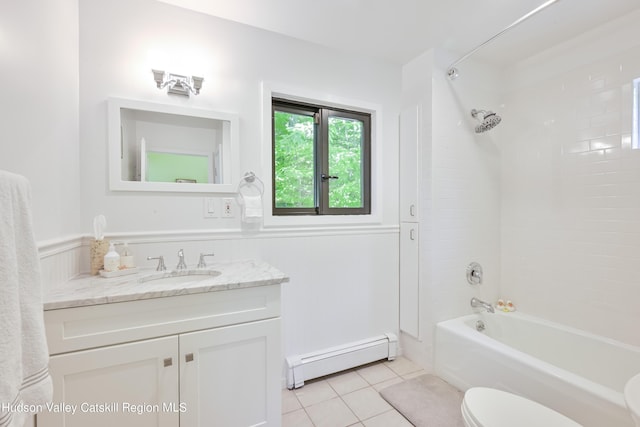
[120,242,135,269]
[103,242,121,272]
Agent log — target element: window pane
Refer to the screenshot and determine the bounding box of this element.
[328,116,364,208]
[273,110,316,208]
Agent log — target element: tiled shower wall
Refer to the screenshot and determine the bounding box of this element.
[500,13,640,346]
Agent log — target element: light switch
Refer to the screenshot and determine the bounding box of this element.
[203,198,219,218]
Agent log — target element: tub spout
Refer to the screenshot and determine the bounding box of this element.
[471,297,494,313]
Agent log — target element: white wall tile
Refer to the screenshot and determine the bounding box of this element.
[501,21,640,345]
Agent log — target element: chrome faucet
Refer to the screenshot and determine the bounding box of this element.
[147,255,166,271]
[176,249,187,270]
[470,297,494,313]
[197,253,215,269]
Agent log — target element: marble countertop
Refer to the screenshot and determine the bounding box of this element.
[44,259,289,310]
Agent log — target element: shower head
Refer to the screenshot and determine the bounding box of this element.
[471,109,502,133]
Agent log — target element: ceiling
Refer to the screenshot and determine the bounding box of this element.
[158,0,640,65]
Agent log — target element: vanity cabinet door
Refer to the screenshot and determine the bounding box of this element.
[179,318,281,427]
[38,336,179,427]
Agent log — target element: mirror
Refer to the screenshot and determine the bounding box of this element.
[108,98,239,192]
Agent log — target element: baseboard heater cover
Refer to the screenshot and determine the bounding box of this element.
[286,333,398,389]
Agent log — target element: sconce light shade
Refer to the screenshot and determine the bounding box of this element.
[192,76,204,95]
[152,69,165,89]
[151,69,203,97]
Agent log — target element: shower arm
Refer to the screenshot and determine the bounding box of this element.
[447,0,561,79]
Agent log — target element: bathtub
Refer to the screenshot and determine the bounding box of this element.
[434,311,640,427]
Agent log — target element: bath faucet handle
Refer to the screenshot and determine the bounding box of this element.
[147,255,166,271]
[176,249,187,270]
[466,262,483,285]
[197,253,215,269]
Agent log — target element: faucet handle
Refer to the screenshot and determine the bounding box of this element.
[197,253,215,269]
[176,248,187,270]
[466,262,483,285]
[147,255,166,271]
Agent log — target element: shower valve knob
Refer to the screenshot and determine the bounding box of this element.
[466,262,483,285]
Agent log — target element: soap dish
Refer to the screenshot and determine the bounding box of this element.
[99,267,139,278]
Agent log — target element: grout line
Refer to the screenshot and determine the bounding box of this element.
[283,360,416,426]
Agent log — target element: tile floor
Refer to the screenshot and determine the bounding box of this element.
[282,356,426,427]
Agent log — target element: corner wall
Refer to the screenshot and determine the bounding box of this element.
[400,50,502,369]
[0,0,80,241]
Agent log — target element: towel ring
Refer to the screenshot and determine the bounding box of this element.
[238,171,264,195]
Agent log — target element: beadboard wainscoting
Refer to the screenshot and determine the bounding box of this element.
[38,225,400,388]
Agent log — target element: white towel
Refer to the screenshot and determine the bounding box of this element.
[241,195,263,223]
[0,171,52,427]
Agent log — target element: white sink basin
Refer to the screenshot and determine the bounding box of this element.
[625,373,640,426]
[139,269,221,286]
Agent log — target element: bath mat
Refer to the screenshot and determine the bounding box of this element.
[379,374,464,427]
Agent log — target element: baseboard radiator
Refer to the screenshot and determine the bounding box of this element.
[286,333,398,389]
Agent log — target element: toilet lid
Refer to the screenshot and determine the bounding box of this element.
[624,373,640,423]
[462,387,582,427]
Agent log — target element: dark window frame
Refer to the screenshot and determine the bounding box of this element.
[272,98,371,216]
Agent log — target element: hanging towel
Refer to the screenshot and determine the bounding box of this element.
[236,173,265,224]
[0,171,52,427]
[241,195,263,223]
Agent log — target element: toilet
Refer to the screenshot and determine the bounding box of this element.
[461,387,582,427]
[624,373,640,426]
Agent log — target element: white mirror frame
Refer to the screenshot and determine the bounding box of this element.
[107,97,239,193]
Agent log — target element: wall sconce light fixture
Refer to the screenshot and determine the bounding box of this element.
[152,69,204,96]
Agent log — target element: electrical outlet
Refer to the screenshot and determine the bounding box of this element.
[203,198,219,218]
[222,198,234,218]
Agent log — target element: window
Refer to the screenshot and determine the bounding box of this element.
[272,98,371,215]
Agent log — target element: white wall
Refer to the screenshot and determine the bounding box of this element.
[77,0,400,365]
[501,11,640,347]
[79,0,400,232]
[0,0,80,241]
[400,49,502,369]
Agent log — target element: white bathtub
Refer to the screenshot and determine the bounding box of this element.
[434,311,640,427]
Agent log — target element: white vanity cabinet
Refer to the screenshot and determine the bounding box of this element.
[42,336,179,427]
[38,284,282,427]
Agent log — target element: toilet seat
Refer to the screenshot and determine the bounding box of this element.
[461,387,582,427]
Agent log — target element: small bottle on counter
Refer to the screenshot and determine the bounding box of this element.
[120,242,135,269]
[103,242,121,272]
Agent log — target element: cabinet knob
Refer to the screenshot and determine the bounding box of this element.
[185,353,194,363]
[410,204,416,217]
[410,229,416,241]
[164,357,173,367]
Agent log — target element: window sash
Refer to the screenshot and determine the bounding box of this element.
[320,110,371,215]
[272,99,371,216]
[272,102,318,215]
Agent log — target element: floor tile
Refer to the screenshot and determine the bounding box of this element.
[305,397,359,427]
[282,389,302,413]
[294,379,338,407]
[401,369,427,380]
[356,362,399,385]
[372,376,404,392]
[282,408,314,427]
[384,356,422,376]
[362,409,413,427]
[327,370,369,395]
[341,386,392,420]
